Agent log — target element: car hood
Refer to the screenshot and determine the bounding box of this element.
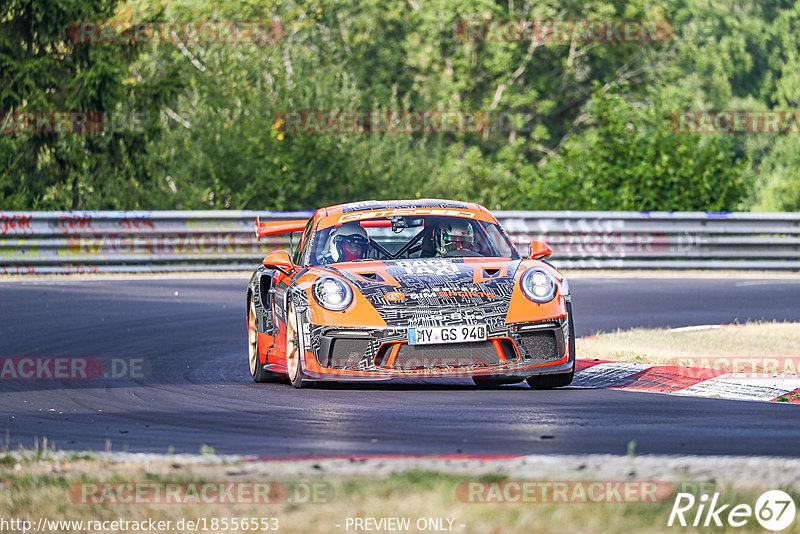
[323,257,522,327]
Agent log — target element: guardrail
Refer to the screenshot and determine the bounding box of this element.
[1,210,799,274]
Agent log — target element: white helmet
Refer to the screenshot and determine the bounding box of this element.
[435,219,474,255]
[330,222,370,261]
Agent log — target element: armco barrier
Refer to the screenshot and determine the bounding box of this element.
[1,210,799,274]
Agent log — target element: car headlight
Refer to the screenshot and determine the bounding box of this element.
[313,276,353,311]
[520,268,557,303]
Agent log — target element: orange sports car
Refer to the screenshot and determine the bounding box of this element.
[246,199,574,388]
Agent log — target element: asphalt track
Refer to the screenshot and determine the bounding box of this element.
[1,275,800,457]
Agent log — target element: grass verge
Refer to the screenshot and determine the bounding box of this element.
[577,321,800,372]
[2,457,799,533]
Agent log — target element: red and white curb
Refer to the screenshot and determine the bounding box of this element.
[573,360,800,403]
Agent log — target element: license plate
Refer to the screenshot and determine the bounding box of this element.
[408,325,487,345]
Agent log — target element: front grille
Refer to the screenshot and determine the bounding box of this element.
[323,338,370,369]
[392,341,501,370]
[518,330,562,361]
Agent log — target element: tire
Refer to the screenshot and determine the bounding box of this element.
[285,302,308,388]
[526,301,576,390]
[526,370,574,389]
[472,376,524,388]
[248,297,274,383]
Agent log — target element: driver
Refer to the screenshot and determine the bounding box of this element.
[329,222,370,262]
[435,219,477,256]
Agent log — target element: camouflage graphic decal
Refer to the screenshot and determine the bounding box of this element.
[329,258,519,328]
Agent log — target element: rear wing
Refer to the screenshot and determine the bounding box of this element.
[254,217,308,241]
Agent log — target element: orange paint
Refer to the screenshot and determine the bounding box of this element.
[309,287,388,327]
[505,261,567,324]
[272,320,287,366]
[337,262,402,287]
[384,343,402,368]
[492,339,507,364]
[257,332,274,364]
[254,218,308,239]
[294,268,389,328]
[304,350,321,373]
[318,205,497,230]
[467,259,510,284]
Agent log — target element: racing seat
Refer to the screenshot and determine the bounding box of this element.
[420,226,437,258]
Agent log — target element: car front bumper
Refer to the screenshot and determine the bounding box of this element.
[297,317,573,381]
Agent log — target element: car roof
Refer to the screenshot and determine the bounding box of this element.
[313,199,497,230]
[321,199,489,217]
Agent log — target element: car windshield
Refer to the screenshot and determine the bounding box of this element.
[310,216,519,265]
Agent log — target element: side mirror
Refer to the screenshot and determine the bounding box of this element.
[529,240,553,261]
[262,250,293,275]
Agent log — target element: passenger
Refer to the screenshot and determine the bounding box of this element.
[435,220,479,256]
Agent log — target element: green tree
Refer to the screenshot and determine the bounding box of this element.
[1,0,787,212]
[520,89,748,210]
[0,0,179,209]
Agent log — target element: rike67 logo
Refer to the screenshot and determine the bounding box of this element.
[668,490,796,531]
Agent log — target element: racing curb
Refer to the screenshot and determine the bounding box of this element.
[573,359,800,403]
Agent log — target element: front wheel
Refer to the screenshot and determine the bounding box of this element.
[285,302,308,388]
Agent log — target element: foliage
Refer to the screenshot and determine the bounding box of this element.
[527,88,748,211]
[1,0,796,211]
[0,0,180,208]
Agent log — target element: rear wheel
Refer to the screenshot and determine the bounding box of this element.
[526,301,576,390]
[248,298,274,383]
[285,302,307,388]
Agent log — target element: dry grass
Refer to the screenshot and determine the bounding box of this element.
[577,322,800,372]
[1,458,797,534]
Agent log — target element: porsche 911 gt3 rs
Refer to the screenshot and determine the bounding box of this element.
[246,199,574,388]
